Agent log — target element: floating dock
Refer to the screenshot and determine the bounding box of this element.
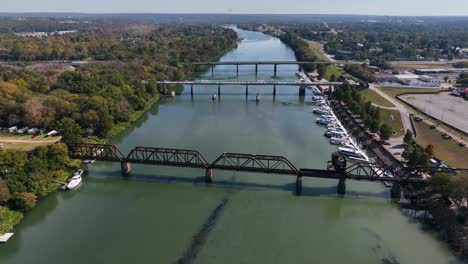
[0,233,14,242]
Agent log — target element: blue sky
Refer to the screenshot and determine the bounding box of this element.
[2,0,468,16]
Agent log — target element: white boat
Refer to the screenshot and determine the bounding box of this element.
[84,159,95,164]
[66,169,83,190]
[330,137,347,145]
[338,147,364,158]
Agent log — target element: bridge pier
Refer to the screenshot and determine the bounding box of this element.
[205,168,213,183]
[190,84,194,96]
[121,162,132,176]
[255,64,258,75]
[211,66,214,76]
[296,175,303,195]
[236,64,239,75]
[299,86,306,96]
[337,178,346,195]
[218,85,221,96]
[391,182,401,199]
[246,85,249,97]
[273,64,278,78]
[273,85,276,97]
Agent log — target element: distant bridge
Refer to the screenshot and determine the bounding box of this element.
[65,143,446,198]
[191,60,363,76]
[155,80,342,96]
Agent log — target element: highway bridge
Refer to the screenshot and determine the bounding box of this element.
[155,80,342,96]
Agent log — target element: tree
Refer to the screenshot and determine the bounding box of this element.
[0,178,11,205]
[429,172,455,198]
[369,120,379,133]
[48,143,70,168]
[379,124,392,141]
[425,144,434,158]
[9,192,36,212]
[56,117,82,144]
[403,129,413,145]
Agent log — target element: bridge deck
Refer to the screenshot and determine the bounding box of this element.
[191,61,363,65]
[155,80,342,86]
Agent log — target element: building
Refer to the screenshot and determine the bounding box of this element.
[374,73,399,83]
[335,50,354,60]
[366,66,381,73]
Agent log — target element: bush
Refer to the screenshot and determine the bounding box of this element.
[9,192,37,212]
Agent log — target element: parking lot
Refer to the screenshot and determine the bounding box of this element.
[400,92,468,134]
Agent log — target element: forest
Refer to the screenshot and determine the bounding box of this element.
[0,21,238,142]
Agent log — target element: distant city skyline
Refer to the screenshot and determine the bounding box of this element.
[2,0,468,16]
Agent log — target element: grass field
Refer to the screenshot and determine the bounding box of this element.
[379,108,405,137]
[306,40,328,61]
[359,89,395,108]
[323,65,344,81]
[0,134,60,151]
[414,121,468,168]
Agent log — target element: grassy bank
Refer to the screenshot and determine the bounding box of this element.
[359,89,395,108]
[379,108,405,137]
[306,40,329,61]
[0,207,23,235]
[378,87,440,99]
[414,121,468,168]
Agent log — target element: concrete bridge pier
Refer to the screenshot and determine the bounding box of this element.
[337,178,346,195]
[273,85,277,97]
[121,162,132,176]
[296,175,303,195]
[255,64,258,75]
[273,64,278,78]
[391,182,401,199]
[218,84,221,97]
[205,168,213,183]
[211,66,214,76]
[245,85,249,97]
[299,86,306,96]
[190,84,194,96]
[236,64,239,75]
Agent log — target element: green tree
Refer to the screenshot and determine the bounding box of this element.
[56,117,82,144]
[429,172,455,198]
[0,178,11,204]
[379,124,392,141]
[9,192,37,212]
[48,143,70,168]
[403,129,413,145]
[369,120,380,133]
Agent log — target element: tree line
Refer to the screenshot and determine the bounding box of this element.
[0,23,238,143]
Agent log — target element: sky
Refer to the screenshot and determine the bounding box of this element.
[2,0,468,16]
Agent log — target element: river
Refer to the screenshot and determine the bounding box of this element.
[0,27,463,264]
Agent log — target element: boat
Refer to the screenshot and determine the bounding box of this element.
[66,169,83,190]
[338,147,364,158]
[83,159,95,164]
[330,137,347,145]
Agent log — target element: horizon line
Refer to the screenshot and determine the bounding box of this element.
[1,12,468,18]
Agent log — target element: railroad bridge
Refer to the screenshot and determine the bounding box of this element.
[65,143,444,199]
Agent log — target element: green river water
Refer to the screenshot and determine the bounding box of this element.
[0,26,463,264]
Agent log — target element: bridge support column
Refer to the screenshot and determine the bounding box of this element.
[296,175,303,195]
[255,64,258,75]
[273,85,276,97]
[273,64,277,78]
[121,162,132,176]
[205,168,213,183]
[211,66,214,76]
[337,178,346,195]
[391,182,401,200]
[191,84,194,96]
[299,86,306,97]
[218,84,221,97]
[236,64,239,75]
[246,85,249,97]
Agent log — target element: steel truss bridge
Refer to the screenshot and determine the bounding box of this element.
[65,143,464,198]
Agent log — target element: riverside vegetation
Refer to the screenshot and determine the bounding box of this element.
[0,19,238,233]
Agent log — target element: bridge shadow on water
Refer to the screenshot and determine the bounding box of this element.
[89,170,390,199]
